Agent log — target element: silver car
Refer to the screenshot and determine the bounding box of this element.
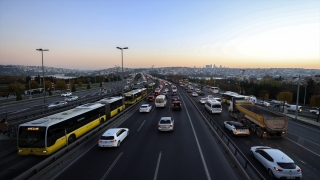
[158,117,174,131]
[65,95,78,101]
[48,101,67,108]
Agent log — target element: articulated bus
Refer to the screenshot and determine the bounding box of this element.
[222,91,239,104]
[98,96,125,118]
[17,96,127,156]
[210,87,220,94]
[18,103,107,155]
[124,88,147,105]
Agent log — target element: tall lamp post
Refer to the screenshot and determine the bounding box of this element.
[36,48,49,105]
[116,47,128,101]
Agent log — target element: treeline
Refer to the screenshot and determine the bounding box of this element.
[159,74,320,108]
[0,74,123,101]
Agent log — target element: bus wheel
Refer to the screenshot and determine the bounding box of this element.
[100,118,105,125]
[68,134,76,144]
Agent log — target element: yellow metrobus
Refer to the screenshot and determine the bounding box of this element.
[17,101,119,156]
[221,91,239,104]
[124,88,147,105]
[98,96,125,118]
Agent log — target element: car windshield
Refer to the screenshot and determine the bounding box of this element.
[100,136,114,140]
[141,105,148,108]
[277,162,296,169]
[52,102,60,105]
[160,120,171,124]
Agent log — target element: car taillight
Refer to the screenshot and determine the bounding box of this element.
[170,125,173,128]
[110,139,116,142]
[282,131,286,134]
[274,167,283,172]
[158,125,161,128]
[297,168,301,172]
[98,139,102,143]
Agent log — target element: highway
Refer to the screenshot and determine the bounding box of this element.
[0,80,320,180]
[49,88,241,180]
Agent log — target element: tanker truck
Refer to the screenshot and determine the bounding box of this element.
[228,96,288,138]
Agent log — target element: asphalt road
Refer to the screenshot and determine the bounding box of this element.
[1,82,319,180]
[50,88,240,180]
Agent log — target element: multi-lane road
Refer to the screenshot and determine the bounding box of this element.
[1,82,320,180]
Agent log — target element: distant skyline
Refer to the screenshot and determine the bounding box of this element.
[0,1,319,70]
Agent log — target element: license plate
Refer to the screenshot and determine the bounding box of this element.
[287,177,295,179]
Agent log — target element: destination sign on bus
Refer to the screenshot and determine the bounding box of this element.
[27,127,39,131]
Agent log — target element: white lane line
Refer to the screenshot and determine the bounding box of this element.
[50,144,97,180]
[137,120,146,131]
[287,131,320,147]
[285,137,320,157]
[181,98,211,180]
[289,121,320,132]
[101,152,123,180]
[153,151,162,180]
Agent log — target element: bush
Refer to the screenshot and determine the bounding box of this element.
[16,92,22,101]
[72,85,76,92]
[87,84,91,89]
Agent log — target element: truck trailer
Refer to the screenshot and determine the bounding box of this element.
[228,96,288,138]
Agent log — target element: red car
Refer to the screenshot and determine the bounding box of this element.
[147,96,155,101]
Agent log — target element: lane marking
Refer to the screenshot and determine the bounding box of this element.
[137,120,146,131]
[101,152,123,180]
[285,137,320,157]
[181,97,211,180]
[50,143,97,180]
[289,121,320,132]
[286,131,320,147]
[153,151,162,180]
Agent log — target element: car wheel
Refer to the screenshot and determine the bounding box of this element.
[250,151,254,158]
[268,169,275,178]
[117,141,121,147]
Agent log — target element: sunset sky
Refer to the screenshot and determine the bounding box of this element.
[0,0,319,70]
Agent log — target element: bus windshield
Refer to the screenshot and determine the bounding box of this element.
[18,126,46,148]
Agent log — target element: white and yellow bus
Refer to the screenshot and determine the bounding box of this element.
[17,102,117,156]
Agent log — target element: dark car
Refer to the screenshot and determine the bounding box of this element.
[198,91,205,96]
[171,101,182,110]
[147,96,155,101]
[172,91,178,96]
[172,96,180,101]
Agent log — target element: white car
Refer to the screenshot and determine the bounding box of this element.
[98,128,129,147]
[48,101,67,108]
[139,104,152,112]
[61,92,72,97]
[223,121,249,136]
[65,95,78,101]
[310,108,319,114]
[199,98,207,104]
[192,92,198,97]
[250,146,302,179]
[257,101,270,106]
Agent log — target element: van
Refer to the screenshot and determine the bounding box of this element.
[205,100,222,114]
[287,105,302,112]
[155,95,167,107]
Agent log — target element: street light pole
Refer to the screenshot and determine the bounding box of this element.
[116,47,128,102]
[36,48,49,105]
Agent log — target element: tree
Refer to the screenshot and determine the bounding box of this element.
[77,81,83,88]
[310,95,320,122]
[30,80,39,89]
[277,91,293,112]
[45,80,52,91]
[7,82,25,101]
[87,84,91,89]
[55,80,67,90]
[259,90,269,102]
[72,84,76,92]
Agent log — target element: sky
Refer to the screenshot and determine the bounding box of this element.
[0,0,319,70]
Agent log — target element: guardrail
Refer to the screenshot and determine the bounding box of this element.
[13,90,151,180]
[182,87,265,180]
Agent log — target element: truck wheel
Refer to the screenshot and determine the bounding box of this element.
[251,125,256,133]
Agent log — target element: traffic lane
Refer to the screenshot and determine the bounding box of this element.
[178,92,240,179]
[287,120,320,146]
[52,105,160,180]
[218,103,320,179]
[108,108,211,180]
